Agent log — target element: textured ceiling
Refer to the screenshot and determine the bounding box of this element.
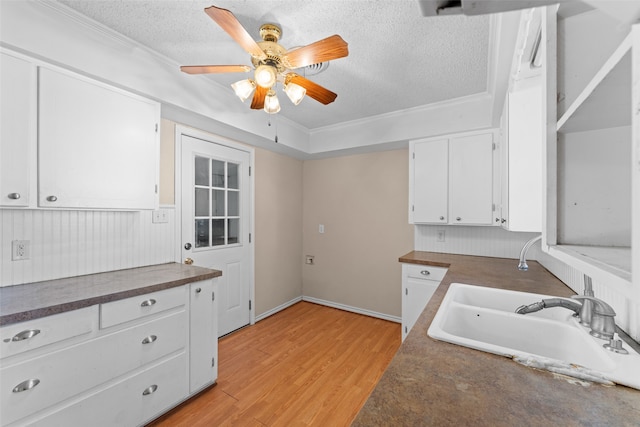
[56,0,490,130]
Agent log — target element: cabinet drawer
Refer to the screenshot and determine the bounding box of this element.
[28,352,188,427]
[0,306,96,359]
[1,310,187,425]
[404,264,448,281]
[100,286,186,329]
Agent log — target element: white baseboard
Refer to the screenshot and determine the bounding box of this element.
[255,296,303,322]
[302,296,401,323]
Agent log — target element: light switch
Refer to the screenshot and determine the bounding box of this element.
[319,224,325,234]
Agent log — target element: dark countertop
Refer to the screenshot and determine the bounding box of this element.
[353,251,640,427]
[0,263,221,326]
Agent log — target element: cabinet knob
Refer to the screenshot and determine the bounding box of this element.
[456,217,461,221]
[439,216,445,221]
[141,335,157,345]
[501,218,507,224]
[142,384,158,396]
[46,195,57,202]
[7,193,21,200]
[11,329,41,342]
[140,298,156,307]
[195,287,202,293]
[13,379,40,393]
[495,218,500,223]
[420,270,431,276]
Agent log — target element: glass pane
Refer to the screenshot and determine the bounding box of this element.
[228,162,239,189]
[212,219,225,246]
[228,191,239,216]
[195,188,209,217]
[212,160,225,188]
[195,219,209,248]
[213,190,225,216]
[228,218,239,244]
[195,156,209,186]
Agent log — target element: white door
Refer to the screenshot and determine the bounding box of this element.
[181,134,252,337]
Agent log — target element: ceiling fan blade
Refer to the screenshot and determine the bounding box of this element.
[204,6,266,60]
[287,74,337,105]
[180,65,251,74]
[283,35,349,69]
[251,85,268,110]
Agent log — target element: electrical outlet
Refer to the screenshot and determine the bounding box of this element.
[152,209,169,223]
[436,230,446,242]
[318,224,325,234]
[12,240,30,261]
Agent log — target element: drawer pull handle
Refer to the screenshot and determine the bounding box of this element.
[140,298,156,307]
[142,384,158,396]
[12,329,41,342]
[420,270,431,276]
[13,379,40,393]
[141,335,158,345]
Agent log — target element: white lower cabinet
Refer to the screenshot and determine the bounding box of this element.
[0,279,217,426]
[401,264,448,341]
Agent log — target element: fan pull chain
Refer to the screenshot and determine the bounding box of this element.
[267,116,279,143]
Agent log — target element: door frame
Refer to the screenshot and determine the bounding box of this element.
[174,124,256,327]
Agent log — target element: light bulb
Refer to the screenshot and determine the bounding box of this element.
[231,79,256,102]
[264,90,281,114]
[254,64,277,88]
[284,82,306,105]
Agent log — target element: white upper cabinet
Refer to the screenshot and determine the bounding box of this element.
[411,139,449,223]
[0,52,36,207]
[543,5,638,290]
[0,49,160,210]
[38,67,159,210]
[410,130,496,226]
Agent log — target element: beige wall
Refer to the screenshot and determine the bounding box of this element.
[302,149,414,318]
[254,147,304,316]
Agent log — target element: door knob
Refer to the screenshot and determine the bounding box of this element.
[184,258,194,265]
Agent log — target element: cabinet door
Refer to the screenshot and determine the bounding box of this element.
[449,133,494,225]
[402,277,439,341]
[412,139,448,223]
[189,280,217,393]
[0,52,36,207]
[38,67,159,209]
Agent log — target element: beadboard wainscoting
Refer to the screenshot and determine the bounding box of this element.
[0,208,176,286]
[415,224,540,259]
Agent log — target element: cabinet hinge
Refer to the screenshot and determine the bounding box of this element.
[249,300,252,310]
[412,152,415,159]
[405,288,408,296]
[412,205,414,212]
[249,166,251,176]
[155,184,158,194]
[212,291,215,301]
[492,142,496,150]
[404,326,408,333]
[155,123,158,133]
[212,357,215,367]
[249,233,252,243]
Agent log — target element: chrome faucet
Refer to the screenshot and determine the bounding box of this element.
[515,295,617,340]
[517,235,542,271]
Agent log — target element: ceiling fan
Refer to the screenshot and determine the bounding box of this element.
[180,5,349,114]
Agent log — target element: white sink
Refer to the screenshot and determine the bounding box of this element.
[428,283,640,390]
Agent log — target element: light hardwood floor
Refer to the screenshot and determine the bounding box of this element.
[147,301,401,426]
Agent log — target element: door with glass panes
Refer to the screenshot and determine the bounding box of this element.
[181,134,251,337]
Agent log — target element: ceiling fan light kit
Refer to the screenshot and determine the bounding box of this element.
[181,5,348,115]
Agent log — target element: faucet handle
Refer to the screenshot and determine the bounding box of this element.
[571,295,616,340]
